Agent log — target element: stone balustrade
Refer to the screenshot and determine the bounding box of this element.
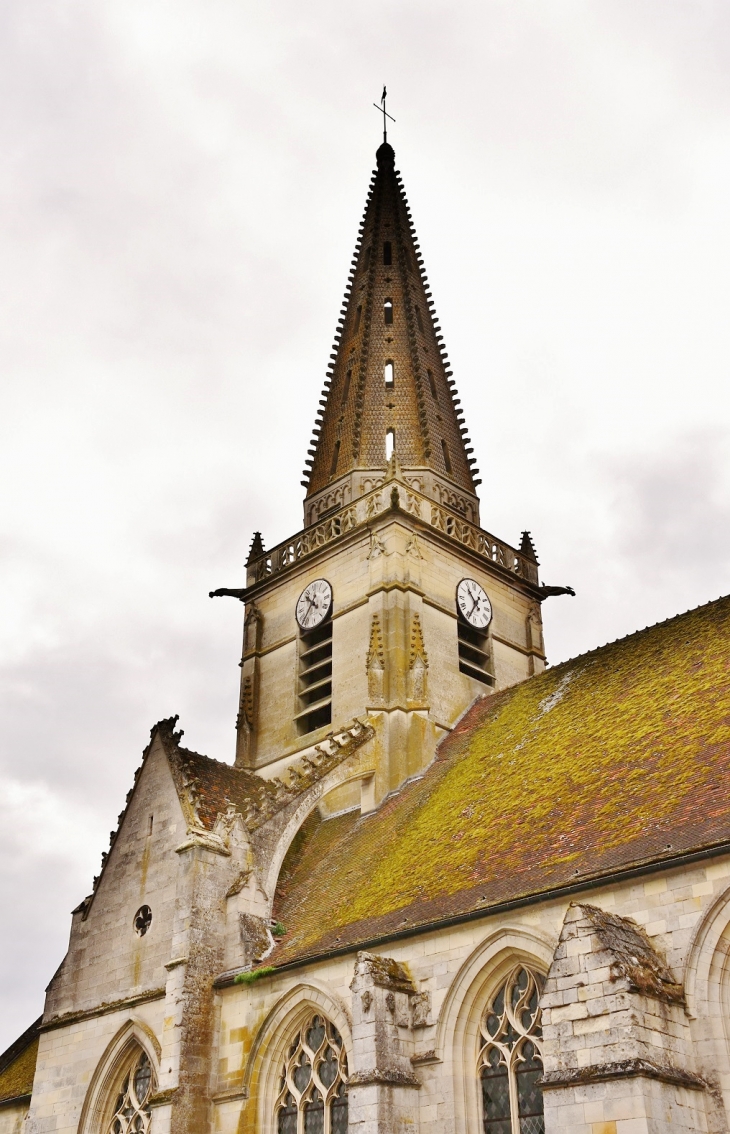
[246,482,538,587]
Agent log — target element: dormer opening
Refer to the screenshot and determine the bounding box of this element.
[442,439,452,474]
[354,305,362,333]
[415,307,424,332]
[386,429,395,461]
[427,369,438,400]
[384,361,394,388]
[383,241,392,265]
[341,369,352,404]
[384,298,393,325]
[458,620,493,686]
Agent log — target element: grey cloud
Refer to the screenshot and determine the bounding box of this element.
[609,430,730,585]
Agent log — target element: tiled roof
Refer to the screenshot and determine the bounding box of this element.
[162,739,285,832]
[0,1017,41,1105]
[158,720,373,834]
[270,595,730,965]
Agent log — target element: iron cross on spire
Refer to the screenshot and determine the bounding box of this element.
[373,86,395,143]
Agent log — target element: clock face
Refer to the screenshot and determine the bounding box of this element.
[296,579,333,630]
[456,578,492,629]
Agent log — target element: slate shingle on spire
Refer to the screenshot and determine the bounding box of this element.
[302,142,480,525]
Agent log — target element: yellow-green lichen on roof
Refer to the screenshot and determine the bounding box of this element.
[0,1018,41,1105]
[271,595,730,965]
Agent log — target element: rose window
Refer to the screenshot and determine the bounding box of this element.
[109,1050,154,1134]
[275,1014,348,1134]
[478,965,545,1134]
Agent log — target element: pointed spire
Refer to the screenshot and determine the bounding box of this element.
[246,531,265,565]
[301,142,480,517]
[519,531,539,564]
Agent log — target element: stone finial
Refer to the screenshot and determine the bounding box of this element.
[246,531,265,565]
[385,452,403,481]
[407,613,429,707]
[519,530,539,563]
[366,615,386,705]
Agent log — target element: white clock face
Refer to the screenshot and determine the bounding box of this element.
[456,578,492,629]
[296,579,333,630]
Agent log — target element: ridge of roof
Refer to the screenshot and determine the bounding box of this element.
[544,591,730,675]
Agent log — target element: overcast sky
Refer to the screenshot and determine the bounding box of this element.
[2,0,730,1050]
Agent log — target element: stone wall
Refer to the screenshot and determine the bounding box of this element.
[21,747,730,1134]
[44,739,186,1021]
[0,1101,29,1134]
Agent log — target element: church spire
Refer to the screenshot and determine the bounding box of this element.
[301,142,480,521]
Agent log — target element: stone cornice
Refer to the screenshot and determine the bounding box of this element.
[347,1068,421,1088]
[147,1087,179,1109]
[540,1059,707,1092]
[40,987,166,1033]
[0,1093,31,1110]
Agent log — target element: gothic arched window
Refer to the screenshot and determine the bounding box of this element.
[478,965,544,1134]
[108,1049,155,1134]
[275,1014,348,1134]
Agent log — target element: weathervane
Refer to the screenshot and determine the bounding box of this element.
[373,86,395,143]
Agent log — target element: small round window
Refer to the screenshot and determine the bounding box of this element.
[133,905,152,937]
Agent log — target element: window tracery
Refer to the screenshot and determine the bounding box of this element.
[108,1049,154,1134]
[275,1014,348,1134]
[478,965,544,1134]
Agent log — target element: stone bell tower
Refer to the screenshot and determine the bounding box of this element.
[212,141,568,811]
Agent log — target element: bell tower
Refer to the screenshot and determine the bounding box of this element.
[211,140,571,812]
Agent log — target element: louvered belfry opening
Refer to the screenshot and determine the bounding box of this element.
[301,142,480,521]
[295,617,333,736]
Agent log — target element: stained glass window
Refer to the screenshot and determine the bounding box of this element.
[109,1050,155,1134]
[478,966,545,1134]
[275,1015,348,1134]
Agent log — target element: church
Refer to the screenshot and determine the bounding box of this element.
[2,135,730,1134]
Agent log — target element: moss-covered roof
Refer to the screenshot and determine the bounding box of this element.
[0,1018,41,1105]
[271,595,730,965]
